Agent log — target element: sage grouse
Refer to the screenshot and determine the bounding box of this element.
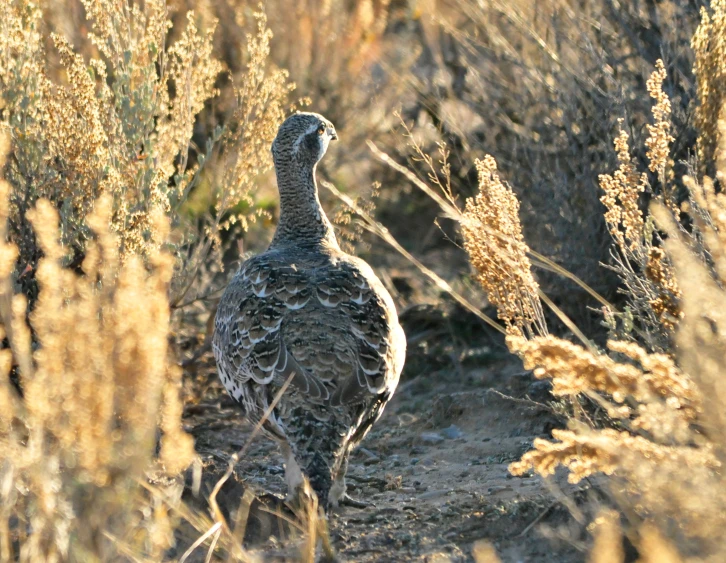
[213,112,406,509]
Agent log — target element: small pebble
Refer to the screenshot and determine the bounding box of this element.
[487,485,512,494]
[441,424,464,439]
[420,432,444,445]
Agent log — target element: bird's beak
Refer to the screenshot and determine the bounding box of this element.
[329,129,338,141]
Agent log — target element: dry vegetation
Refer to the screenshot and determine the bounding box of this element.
[2,0,726,561]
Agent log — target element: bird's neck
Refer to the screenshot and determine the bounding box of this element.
[270,160,338,249]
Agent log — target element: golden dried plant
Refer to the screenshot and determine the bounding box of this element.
[599,126,647,253]
[214,8,294,231]
[682,109,726,285]
[692,0,726,174]
[509,63,726,561]
[0,184,195,559]
[507,335,700,415]
[472,540,502,563]
[0,3,297,559]
[169,5,295,308]
[461,155,547,338]
[598,61,681,350]
[636,524,683,563]
[510,425,719,485]
[507,223,726,546]
[645,60,676,203]
[1,0,223,267]
[588,510,623,563]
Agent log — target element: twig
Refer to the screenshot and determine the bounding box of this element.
[515,501,558,538]
[226,488,256,563]
[179,521,223,563]
[208,371,296,559]
[321,179,505,336]
[346,474,388,487]
[204,526,222,563]
[367,140,460,220]
[486,388,552,412]
[368,140,615,314]
[538,290,597,352]
[542,478,585,524]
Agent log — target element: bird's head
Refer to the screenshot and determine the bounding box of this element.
[271,112,338,168]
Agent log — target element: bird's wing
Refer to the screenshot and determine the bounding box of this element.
[319,261,402,407]
[214,254,330,403]
[214,254,403,408]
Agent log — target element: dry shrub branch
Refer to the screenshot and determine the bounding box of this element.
[693,0,726,176]
[597,60,682,353]
[461,155,547,338]
[504,54,726,559]
[1,0,221,270]
[1,0,294,313]
[0,142,195,558]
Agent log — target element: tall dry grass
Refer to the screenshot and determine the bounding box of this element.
[0,128,195,559]
[2,0,726,560]
[455,2,726,557]
[0,0,311,560]
[378,0,704,334]
[347,1,726,557]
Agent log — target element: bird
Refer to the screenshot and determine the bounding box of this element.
[213,112,406,510]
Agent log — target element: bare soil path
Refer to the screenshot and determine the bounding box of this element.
[181,354,588,562]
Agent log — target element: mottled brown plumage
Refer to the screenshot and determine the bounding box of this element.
[213,112,405,508]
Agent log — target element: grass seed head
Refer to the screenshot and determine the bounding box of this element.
[462,155,546,338]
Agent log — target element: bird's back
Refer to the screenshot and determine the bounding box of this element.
[213,242,404,440]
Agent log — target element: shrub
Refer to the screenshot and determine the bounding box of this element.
[460,42,726,562]
[0,0,295,559]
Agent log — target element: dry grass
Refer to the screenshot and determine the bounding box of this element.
[2,0,726,561]
[354,9,726,557]
[457,43,726,563]
[0,142,193,559]
[693,0,726,177]
[1,0,221,267]
[461,155,547,339]
[596,60,682,352]
[0,1,305,560]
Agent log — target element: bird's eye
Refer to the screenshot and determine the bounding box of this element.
[317,125,325,135]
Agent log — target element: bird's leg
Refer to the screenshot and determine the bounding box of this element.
[281,442,304,501]
[328,470,346,507]
[329,455,372,510]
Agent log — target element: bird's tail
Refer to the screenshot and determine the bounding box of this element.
[304,450,335,506]
[286,409,348,508]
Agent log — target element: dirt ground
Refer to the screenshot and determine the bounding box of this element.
[179,335,593,562]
